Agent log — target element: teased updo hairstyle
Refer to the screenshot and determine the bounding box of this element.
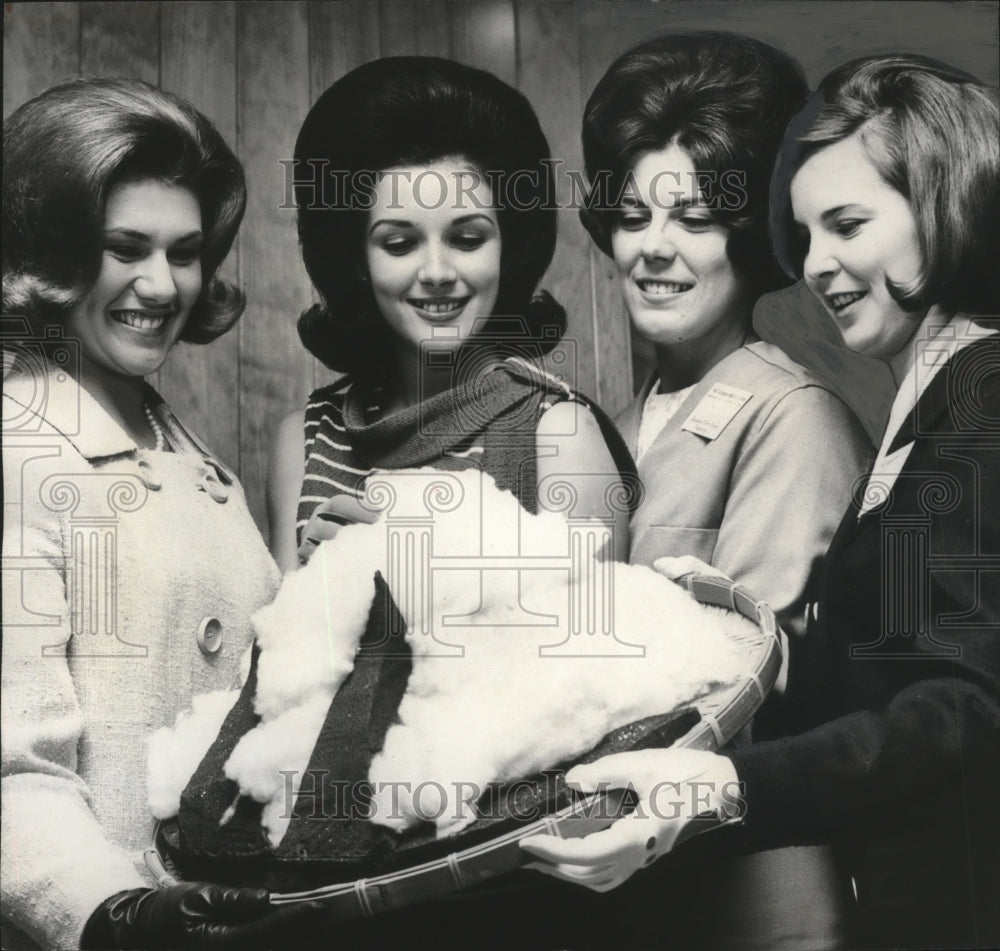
[581,31,809,298]
[771,54,1000,315]
[3,77,246,343]
[294,56,565,381]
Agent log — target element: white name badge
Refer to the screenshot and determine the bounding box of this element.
[681,383,753,440]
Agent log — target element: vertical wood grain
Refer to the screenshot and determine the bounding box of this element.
[3,0,997,491]
[158,2,241,472]
[237,1,313,534]
[577,2,647,407]
[378,0,450,58]
[309,0,381,95]
[517,0,599,401]
[79,1,159,82]
[3,3,80,119]
[449,0,516,87]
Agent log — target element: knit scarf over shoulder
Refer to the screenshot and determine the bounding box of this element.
[342,357,577,514]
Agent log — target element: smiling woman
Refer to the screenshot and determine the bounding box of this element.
[526,50,1000,951]
[65,180,203,384]
[267,56,637,572]
[524,31,876,951]
[578,34,872,649]
[790,135,926,372]
[364,158,502,401]
[1,78,304,950]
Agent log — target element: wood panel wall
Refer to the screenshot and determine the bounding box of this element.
[5,0,998,536]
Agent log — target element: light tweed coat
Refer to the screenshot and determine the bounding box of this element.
[1,366,280,950]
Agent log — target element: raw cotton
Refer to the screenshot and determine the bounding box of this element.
[147,689,240,819]
[148,468,752,846]
[367,558,748,836]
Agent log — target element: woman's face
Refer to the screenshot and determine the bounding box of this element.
[67,178,202,379]
[791,132,925,360]
[366,158,501,358]
[611,142,752,354]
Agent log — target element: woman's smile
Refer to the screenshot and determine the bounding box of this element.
[66,178,202,380]
[404,294,472,321]
[633,277,696,301]
[824,290,868,317]
[109,307,176,334]
[611,142,751,360]
[792,133,925,363]
[366,158,501,356]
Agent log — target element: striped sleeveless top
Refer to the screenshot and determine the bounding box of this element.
[296,357,637,551]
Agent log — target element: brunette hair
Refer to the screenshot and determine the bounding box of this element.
[293,56,565,381]
[580,31,809,297]
[3,77,246,342]
[771,54,1000,315]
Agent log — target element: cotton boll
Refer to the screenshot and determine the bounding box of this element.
[147,689,240,819]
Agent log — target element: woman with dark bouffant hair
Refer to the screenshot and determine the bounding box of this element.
[2,78,309,950]
[519,32,875,950]
[527,52,1000,951]
[267,56,635,571]
[577,31,871,644]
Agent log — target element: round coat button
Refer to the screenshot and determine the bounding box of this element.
[197,617,223,654]
[137,459,162,490]
[202,466,229,503]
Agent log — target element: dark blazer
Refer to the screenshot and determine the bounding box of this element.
[731,334,1000,948]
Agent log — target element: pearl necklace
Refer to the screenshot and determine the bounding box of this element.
[143,404,166,452]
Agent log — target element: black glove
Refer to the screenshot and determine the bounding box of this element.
[81,882,319,950]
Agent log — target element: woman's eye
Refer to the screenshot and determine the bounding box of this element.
[679,215,714,231]
[169,248,201,266]
[835,219,864,237]
[105,244,143,262]
[380,236,416,255]
[616,210,650,231]
[450,232,488,251]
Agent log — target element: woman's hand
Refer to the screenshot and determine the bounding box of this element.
[297,495,379,564]
[653,555,732,583]
[519,748,743,892]
[81,883,323,950]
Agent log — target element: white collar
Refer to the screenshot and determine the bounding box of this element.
[4,363,140,459]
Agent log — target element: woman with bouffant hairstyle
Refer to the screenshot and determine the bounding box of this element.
[2,78,311,950]
[574,31,870,645]
[520,32,873,950]
[580,30,808,299]
[529,53,1000,951]
[269,57,635,572]
[3,76,245,340]
[293,54,564,385]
